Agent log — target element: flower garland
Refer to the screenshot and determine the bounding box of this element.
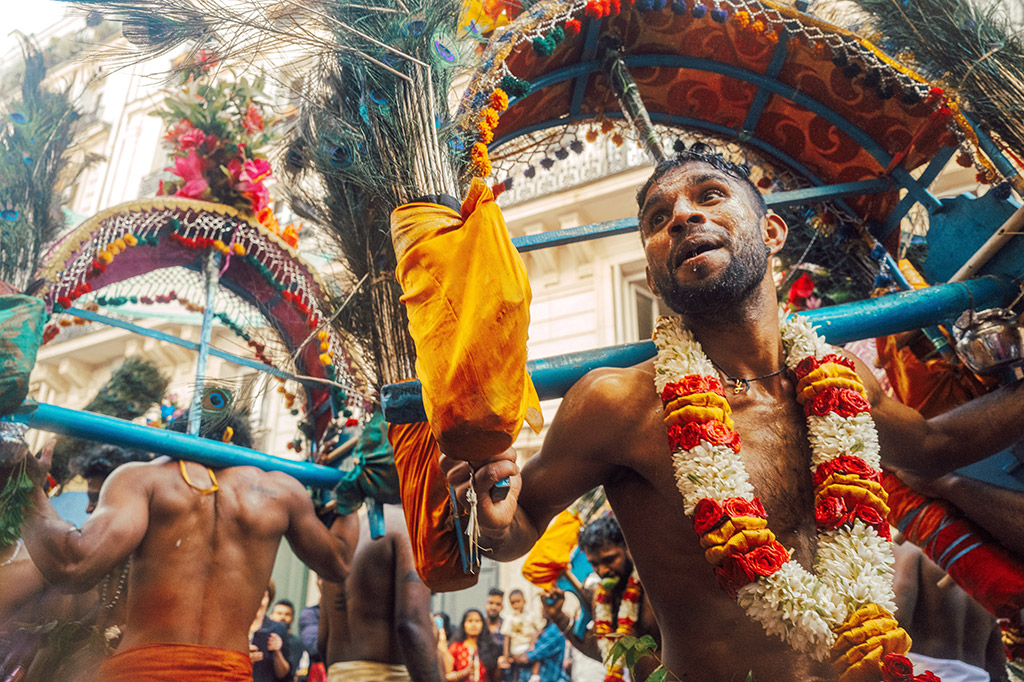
[594,569,641,682]
[653,313,938,682]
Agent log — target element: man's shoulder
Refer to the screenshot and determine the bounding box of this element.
[568,363,656,409]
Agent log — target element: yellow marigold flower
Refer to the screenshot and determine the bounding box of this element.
[319,352,332,366]
[232,243,246,255]
[213,239,227,253]
[124,234,138,247]
[320,341,330,352]
[318,330,329,341]
[703,528,776,565]
[796,363,865,402]
[115,238,127,251]
[480,107,500,129]
[490,88,509,113]
[477,122,494,144]
[734,10,750,27]
[99,251,114,264]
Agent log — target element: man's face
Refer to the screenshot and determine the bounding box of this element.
[640,163,780,315]
[270,604,294,625]
[485,594,503,619]
[584,542,632,581]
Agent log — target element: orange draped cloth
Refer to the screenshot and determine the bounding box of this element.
[98,643,252,681]
[390,420,478,592]
[391,179,542,462]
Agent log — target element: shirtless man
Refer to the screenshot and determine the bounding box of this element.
[541,515,660,679]
[319,504,440,682]
[442,151,1024,681]
[19,416,355,681]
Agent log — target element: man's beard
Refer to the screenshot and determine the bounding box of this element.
[656,234,768,315]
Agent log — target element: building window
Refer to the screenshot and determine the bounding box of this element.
[620,265,672,342]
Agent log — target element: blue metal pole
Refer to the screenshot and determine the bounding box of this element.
[4,403,344,488]
[188,252,221,436]
[380,277,1013,423]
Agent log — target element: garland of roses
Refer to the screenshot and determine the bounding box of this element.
[653,313,939,682]
[594,569,642,682]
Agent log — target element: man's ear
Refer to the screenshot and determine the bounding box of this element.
[645,266,660,297]
[762,212,788,256]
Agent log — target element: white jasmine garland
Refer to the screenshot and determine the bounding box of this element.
[653,313,900,663]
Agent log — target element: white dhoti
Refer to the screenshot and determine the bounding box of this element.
[327,660,412,682]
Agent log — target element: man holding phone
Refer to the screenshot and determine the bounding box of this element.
[251,583,293,682]
[319,504,440,682]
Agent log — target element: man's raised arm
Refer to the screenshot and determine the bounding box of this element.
[284,483,358,583]
[442,368,627,561]
[854,355,1024,476]
[22,453,149,593]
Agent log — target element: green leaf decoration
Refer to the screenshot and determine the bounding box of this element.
[608,635,640,667]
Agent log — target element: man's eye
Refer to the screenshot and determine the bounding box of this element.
[702,188,725,202]
[650,211,668,227]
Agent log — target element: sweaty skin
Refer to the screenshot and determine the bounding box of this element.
[319,504,441,682]
[443,162,1024,681]
[21,455,354,657]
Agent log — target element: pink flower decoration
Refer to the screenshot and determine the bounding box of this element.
[177,128,207,151]
[167,150,209,199]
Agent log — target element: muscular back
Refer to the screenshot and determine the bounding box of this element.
[320,505,439,681]
[118,458,299,654]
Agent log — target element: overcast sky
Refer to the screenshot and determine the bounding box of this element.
[1,0,72,61]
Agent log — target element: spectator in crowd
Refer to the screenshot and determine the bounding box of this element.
[483,588,504,682]
[298,584,325,681]
[501,590,542,682]
[269,599,306,681]
[435,612,454,679]
[251,582,293,682]
[447,609,499,682]
[510,610,570,682]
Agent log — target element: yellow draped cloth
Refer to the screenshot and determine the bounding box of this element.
[390,178,542,462]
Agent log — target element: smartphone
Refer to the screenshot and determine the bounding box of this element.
[252,630,271,655]
[434,615,445,630]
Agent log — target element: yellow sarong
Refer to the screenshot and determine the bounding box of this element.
[327,660,411,682]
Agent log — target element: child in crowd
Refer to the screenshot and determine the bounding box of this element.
[501,589,542,682]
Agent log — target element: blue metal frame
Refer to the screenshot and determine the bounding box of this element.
[380,277,1013,423]
[5,403,345,488]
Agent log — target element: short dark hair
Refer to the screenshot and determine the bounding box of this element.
[578,515,625,554]
[274,599,295,613]
[508,588,524,598]
[487,587,504,598]
[636,150,767,226]
[74,444,152,480]
[167,409,253,449]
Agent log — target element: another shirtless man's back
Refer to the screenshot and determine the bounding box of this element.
[22,452,354,681]
[319,504,440,682]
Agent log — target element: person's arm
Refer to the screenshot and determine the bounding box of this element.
[897,469,1024,559]
[283,482,358,582]
[317,584,330,664]
[853,356,1024,476]
[442,369,626,561]
[392,529,442,682]
[538,589,598,659]
[21,455,149,592]
[445,643,471,682]
[520,624,564,665]
[268,631,291,680]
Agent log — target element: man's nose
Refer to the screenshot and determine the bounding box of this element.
[670,200,705,233]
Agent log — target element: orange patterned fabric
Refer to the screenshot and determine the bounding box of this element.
[493,5,958,234]
[389,420,478,592]
[391,179,542,463]
[98,643,252,681]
